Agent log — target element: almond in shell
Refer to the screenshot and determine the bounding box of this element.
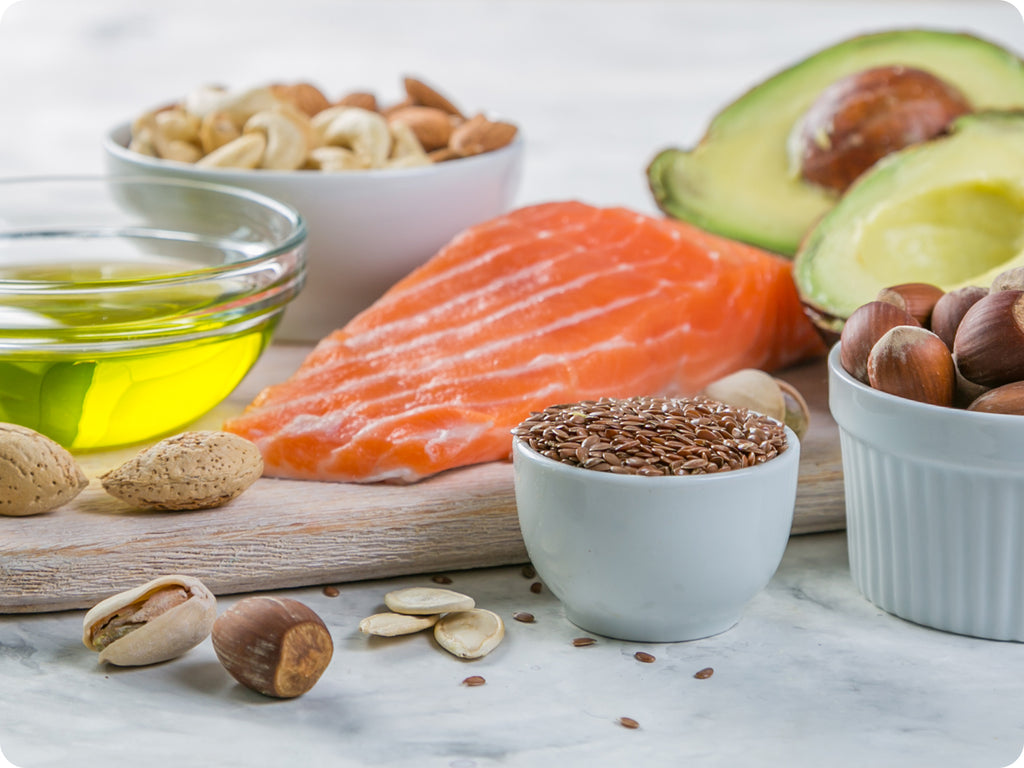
[0,423,88,516]
[100,430,263,511]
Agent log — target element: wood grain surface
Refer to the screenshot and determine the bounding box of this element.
[0,347,844,613]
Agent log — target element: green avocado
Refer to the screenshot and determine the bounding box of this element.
[793,112,1024,336]
[647,30,1024,256]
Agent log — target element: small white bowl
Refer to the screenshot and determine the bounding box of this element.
[104,123,524,341]
[512,428,800,643]
[828,343,1024,642]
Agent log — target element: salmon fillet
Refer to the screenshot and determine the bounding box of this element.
[224,201,825,483]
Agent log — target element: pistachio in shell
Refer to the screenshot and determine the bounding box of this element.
[82,574,217,666]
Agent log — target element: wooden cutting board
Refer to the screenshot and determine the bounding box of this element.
[0,346,844,613]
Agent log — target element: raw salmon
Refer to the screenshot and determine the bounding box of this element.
[224,201,825,483]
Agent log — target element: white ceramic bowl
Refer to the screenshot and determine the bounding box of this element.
[512,428,800,643]
[104,123,524,342]
[828,343,1024,641]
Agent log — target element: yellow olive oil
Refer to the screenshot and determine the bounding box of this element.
[0,260,278,450]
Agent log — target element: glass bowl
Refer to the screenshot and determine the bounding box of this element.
[0,175,307,450]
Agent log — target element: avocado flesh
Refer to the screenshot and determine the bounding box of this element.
[793,113,1024,334]
[648,30,1024,256]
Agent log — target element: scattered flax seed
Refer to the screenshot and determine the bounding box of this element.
[431,575,453,585]
[619,717,640,730]
[322,586,340,597]
[512,611,535,623]
[634,651,656,663]
[530,582,543,594]
[462,675,486,687]
[521,564,537,579]
[572,637,596,647]
[512,396,788,476]
[694,667,714,679]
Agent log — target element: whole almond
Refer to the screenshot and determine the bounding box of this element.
[403,76,464,118]
[449,114,518,156]
[387,106,453,152]
[100,430,263,511]
[0,423,88,516]
[336,91,380,113]
[269,82,331,117]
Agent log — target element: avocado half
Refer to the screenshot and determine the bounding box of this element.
[647,30,1024,256]
[793,112,1024,336]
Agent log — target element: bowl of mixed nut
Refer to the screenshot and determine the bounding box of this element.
[511,395,800,643]
[104,76,524,341]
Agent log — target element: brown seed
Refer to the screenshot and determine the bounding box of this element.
[322,586,340,598]
[521,564,536,579]
[572,637,596,647]
[462,675,486,687]
[431,575,453,585]
[512,611,536,623]
[530,582,543,594]
[619,717,640,729]
[694,667,714,679]
[512,396,786,476]
[634,651,656,663]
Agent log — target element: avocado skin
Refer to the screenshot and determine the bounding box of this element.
[793,111,1024,336]
[648,29,1024,257]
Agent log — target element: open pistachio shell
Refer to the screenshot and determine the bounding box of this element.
[82,575,217,666]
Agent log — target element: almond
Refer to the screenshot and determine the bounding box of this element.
[0,423,88,516]
[100,430,263,511]
[403,76,464,118]
[449,114,518,157]
[387,105,453,152]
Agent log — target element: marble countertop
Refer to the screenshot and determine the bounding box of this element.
[2,1,1024,766]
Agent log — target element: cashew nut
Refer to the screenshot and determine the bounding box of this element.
[307,145,368,172]
[387,121,431,169]
[243,106,311,171]
[130,110,202,163]
[315,106,392,168]
[185,85,281,127]
[195,132,266,169]
[154,107,201,143]
[198,110,241,154]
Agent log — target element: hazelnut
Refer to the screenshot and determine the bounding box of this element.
[952,290,1024,387]
[839,300,919,383]
[866,326,956,407]
[930,285,988,350]
[212,596,333,698]
[876,282,944,327]
[967,380,1024,415]
[793,66,971,193]
[990,266,1024,293]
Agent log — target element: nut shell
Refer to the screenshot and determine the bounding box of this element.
[876,282,945,327]
[82,574,217,666]
[840,300,919,383]
[952,290,1024,387]
[0,423,88,516]
[100,430,263,510]
[867,326,956,407]
[930,285,988,350]
[212,596,333,698]
[967,380,1024,415]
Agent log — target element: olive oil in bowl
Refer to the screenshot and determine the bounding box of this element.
[0,177,307,450]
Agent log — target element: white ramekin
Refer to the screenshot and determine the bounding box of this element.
[828,343,1024,642]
